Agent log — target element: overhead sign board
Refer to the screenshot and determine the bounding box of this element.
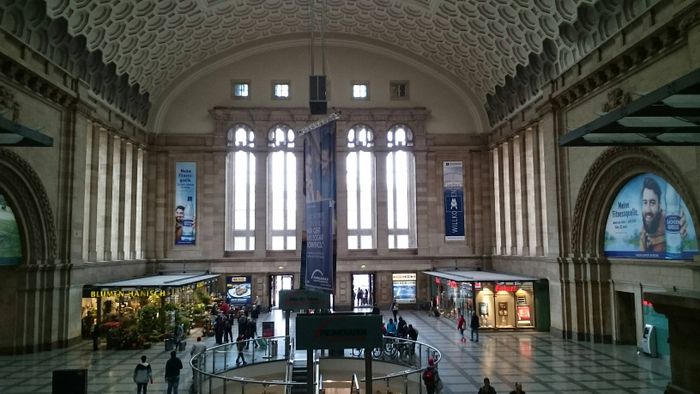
[295,314,382,350]
[279,289,330,311]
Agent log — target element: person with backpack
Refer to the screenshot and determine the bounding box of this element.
[422,357,441,394]
[133,355,153,394]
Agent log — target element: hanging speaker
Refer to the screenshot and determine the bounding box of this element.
[309,75,327,114]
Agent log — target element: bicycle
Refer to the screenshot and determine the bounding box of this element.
[351,346,383,359]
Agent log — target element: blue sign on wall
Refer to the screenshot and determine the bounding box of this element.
[175,162,197,246]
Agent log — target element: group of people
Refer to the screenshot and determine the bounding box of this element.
[456,311,481,342]
[353,287,371,306]
[132,351,184,394]
[423,366,525,394]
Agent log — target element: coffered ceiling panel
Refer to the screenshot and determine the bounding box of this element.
[0,0,655,126]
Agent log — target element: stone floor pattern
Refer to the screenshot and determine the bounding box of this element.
[0,309,670,393]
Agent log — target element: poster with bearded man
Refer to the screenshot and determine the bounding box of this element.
[604,173,697,260]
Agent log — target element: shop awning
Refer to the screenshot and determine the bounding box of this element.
[87,272,220,290]
[559,68,700,147]
[423,270,539,282]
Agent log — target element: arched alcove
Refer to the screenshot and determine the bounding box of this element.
[0,148,61,354]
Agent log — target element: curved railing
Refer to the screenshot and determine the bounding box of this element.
[191,335,441,394]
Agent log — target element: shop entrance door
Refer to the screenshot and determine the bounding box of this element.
[269,274,294,310]
[352,273,374,308]
[615,291,637,345]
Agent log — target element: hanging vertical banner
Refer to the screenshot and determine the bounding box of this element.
[175,162,197,245]
[303,121,336,292]
[443,161,465,241]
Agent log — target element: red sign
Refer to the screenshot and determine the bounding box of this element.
[517,306,531,321]
[435,277,441,284]
[448,280,458,288]
[262,321,275,337]
[496,284,519,292]
[642,300,654,308]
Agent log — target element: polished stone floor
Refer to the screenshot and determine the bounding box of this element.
[0,309,670,393]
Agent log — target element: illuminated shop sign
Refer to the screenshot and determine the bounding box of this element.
[83,289,167,298]
[392,273,416,304]
[448,280,458,288]
[495,283,521,292]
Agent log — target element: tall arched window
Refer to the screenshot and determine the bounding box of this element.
[386,124,417,249]
[225,124,256,251]
[346,124,376,249]
[267,124,296,250]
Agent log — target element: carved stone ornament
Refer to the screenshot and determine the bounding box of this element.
[0,85,20,121]
[601,88,631,113]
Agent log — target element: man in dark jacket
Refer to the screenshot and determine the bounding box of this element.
[164,350,183,394]
[470,312,480,342]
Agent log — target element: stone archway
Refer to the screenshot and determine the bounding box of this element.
[0,148,62,354]
[560,147,697,344]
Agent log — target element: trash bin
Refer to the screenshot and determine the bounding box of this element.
[178,341,187,351]
[268,339,278,358]
[53,369,87,394]
[165,338,174,351]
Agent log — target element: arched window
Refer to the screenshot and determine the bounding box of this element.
[226,124,256,251]
[346,124,376,249]
[267,124,296,250]
[386,124,416,249]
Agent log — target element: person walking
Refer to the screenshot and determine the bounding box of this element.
[164,350,183,394]
[391,300,399,321]
[133,355,153,394]
[190,337,207,391]
[236,333,247,366]
[422,357,441,394]
[478,377,497,394]
[470,311,480,342]
[509,382,525,394]
[457,314,466,342]
[91,323,100,351]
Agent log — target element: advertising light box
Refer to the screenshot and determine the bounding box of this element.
[392,273,416,304]
[226,275,252,305]
[604,173,698,260]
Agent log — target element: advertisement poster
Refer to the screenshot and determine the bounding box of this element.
[0,193,21,266]
[443,161,465,241]
[175,162,197,245]
[303,121,336,292]
[392,273,416,304]
[604,173,698,260]
[226,275,252,305]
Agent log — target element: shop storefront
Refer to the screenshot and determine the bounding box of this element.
[82,272,219,347]
[425,270,549,331]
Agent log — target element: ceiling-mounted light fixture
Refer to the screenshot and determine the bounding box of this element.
[308,0,327,115]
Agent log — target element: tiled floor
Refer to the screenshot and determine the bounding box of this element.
[0,309,670,393]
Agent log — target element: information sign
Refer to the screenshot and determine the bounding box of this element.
[295,314,382,350]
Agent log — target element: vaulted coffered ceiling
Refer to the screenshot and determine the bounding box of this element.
[1,0,657,126]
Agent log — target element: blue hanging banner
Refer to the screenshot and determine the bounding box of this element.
[443,161,465,241]
[303,121,336,292]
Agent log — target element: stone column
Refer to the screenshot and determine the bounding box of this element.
[514,134,529,256]
[375,150,388,254]
[254,150,268,258]
[102,133,115,261]
[116,138,127,260]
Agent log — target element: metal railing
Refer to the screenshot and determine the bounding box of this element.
[191,335,441,394]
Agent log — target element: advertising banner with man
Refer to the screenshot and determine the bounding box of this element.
[604,173,697,260]
[443,161,465,241]
[303,121,336,292]
[175,162,197,245]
